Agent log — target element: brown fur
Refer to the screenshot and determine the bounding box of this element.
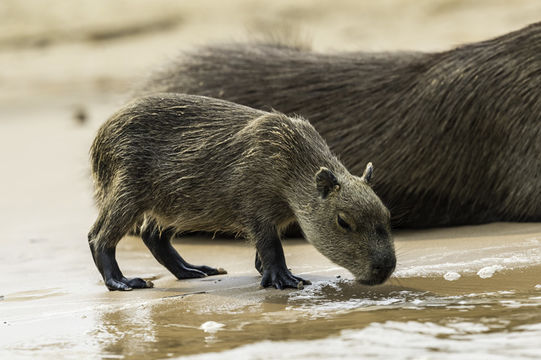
[137,22,541,228]
[88,93,395,290]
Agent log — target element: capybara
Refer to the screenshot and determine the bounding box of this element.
[88,94,395,291]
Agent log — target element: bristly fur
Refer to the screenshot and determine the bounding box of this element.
[137,22,541,228]
[90,96,335,242]
[88,94,395,288]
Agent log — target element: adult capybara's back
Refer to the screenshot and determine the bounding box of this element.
[138,22,541,228]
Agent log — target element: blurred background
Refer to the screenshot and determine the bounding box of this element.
[1,0,540,245]
[2,0,541,108]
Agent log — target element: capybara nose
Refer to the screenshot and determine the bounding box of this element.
[370,255,396,283]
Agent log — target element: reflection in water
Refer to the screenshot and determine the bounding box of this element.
[85,266,541,359]
[95,303,158,358]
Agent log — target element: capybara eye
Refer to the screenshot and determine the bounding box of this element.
[337,214,352,231]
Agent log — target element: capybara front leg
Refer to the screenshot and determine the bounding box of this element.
[250,222,311,289]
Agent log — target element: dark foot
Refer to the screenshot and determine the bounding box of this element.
[172,265,208,280]
[172,264,227,279]
[292,273,311,286]
[260,266,311,290]
[124,277,154,289]
[105,276,154,291]
[188,264,227,276]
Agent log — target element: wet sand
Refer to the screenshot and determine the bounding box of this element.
[2,222,541,359]
[1,1,541,359]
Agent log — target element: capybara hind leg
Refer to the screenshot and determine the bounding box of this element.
[141,222,227,279]
[89,240,153,291]
[88,208,153,291]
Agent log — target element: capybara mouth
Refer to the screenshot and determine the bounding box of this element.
[356,268,394,286]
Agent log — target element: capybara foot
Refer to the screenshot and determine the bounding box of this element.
[292,274,311,286]
[172,266,208,280]
[124,277,154,289]
[260,266,311,290]
[189,264,227,276]
[105,276,153,291]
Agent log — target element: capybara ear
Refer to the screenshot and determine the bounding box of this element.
[361,162,373,183]
[316,167,340,199]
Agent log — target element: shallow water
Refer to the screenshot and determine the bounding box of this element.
[2,224,541,359]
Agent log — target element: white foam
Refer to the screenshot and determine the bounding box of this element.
[444,271,461,281]
[477,265,504,279]
[393,238,541,279]
[178,320,541,360]
[447,322,490,333]
[199,321,225,333]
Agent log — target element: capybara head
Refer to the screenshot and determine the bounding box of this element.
[298,163,396,285]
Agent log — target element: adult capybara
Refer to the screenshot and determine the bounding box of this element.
[138,22,541,228]
[88,93,395,291]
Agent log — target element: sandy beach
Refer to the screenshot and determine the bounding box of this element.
[1,1,540,359]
